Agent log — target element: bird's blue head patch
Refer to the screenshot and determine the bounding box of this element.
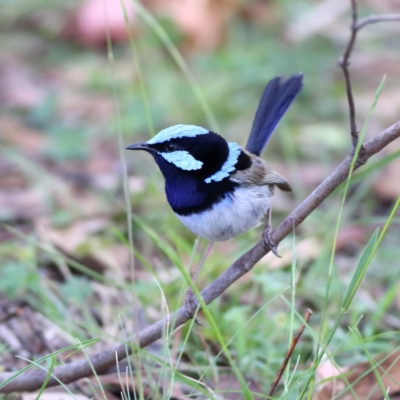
[160,150,203,171]
[147,125,209,145]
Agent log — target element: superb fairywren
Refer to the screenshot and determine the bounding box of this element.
[127,74,303,317]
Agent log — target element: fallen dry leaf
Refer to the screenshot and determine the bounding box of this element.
[240,0,277,26]
[36,217,128,275]
[152,0,238,51]
[315,351,400,400]
[37,217,110,254]
[335,226,366,252]
[63,0,137,47]
[0,187,49,221]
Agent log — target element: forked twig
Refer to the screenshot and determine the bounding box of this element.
[338,0,400,150]
[269,309,313,397]
[338,0,359,149]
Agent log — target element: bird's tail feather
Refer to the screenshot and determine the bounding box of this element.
[245,74,303,156]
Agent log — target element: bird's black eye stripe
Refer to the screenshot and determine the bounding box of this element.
[165,142,176,152]
[147,142,179,152]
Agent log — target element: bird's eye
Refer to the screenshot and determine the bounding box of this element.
[165,143,176,152]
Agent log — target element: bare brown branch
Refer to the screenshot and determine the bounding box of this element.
[269,309,313,397]
[0,121,399,394]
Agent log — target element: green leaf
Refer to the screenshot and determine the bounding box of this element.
[341,228,379,311]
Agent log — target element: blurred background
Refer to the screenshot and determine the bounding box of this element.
[1,0,400,398]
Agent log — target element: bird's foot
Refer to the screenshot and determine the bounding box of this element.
[185,289,202,325]
[262,227,281,258]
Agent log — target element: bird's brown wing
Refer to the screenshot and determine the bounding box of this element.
[230,151,292,192]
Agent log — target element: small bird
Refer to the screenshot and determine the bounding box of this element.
[127,74,303,316]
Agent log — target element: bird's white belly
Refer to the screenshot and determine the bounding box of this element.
[177,185,273,241]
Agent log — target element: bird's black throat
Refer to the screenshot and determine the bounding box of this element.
[153,153,239,215]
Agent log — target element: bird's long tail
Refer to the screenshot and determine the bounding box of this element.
[245,74,303,156]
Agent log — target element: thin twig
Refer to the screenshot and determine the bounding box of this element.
[356,14,400,30]
[338,2,400,151]
[338,0,359,149]
[269,309,313,397]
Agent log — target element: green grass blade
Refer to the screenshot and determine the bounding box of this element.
[318,75,386,358]
[133,212,254,398]
[349,149,400,185]
[343,194,400,311]
[370,281,399,329]
[350,328,389,400]
[15,357,79,399]
[119,0,155,138]
[78,339,108,400]
[198,305,255,400]
[286,230,298,389]
[132,1,219,132]
[341,228,379,311]
[34,355,56,400]
[299,195,400,398]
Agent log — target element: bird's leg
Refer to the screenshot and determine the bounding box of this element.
[185,241,214,322]
[262,207,281,258]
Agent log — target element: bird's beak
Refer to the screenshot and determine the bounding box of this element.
[126,142,155,153]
